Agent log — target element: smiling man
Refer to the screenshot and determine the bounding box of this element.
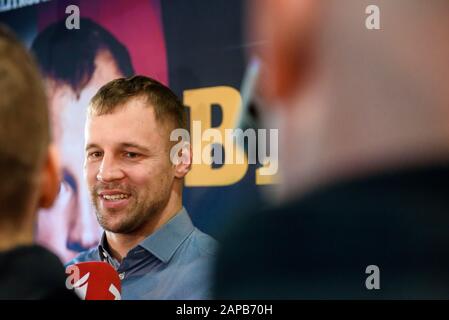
[68,75,217,300]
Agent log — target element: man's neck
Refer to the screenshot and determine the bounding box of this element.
[0,226,33,252]
[275,70,449,202]
[105,200,183,263]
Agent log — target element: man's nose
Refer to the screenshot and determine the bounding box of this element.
[96,155,125,182]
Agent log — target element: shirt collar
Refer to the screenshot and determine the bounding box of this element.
[139,207,194,263]
[98,207,194,264]
[98,233,120,268]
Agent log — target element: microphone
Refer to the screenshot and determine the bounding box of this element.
[65,262,121,300]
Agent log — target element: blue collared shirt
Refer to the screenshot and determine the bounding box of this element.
[67,208,218,300]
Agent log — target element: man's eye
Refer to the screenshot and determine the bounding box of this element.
[125,152,139,159]
[88,151,102,159]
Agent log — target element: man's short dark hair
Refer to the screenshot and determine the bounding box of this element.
[89,75,186,131]
[31,18,134,96]
[0,25,50,219]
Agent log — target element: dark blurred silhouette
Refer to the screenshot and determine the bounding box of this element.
[215,0,449,298]
[0,25,76,299]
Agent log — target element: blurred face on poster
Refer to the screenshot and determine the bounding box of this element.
[47,51,125,256]
[32,18,136,262]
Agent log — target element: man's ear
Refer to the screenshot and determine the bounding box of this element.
[174,141,192,179]
[251,0,318,105]
[39,144,61,208]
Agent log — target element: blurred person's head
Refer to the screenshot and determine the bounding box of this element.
[31,18,134,256]
[0,26,60,251]
[85,75,190,237]
[250,0,449,200]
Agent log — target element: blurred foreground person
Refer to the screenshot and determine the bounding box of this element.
[215,0,449,298]
[0,26,76,299]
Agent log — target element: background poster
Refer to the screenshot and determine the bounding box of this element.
[0,0,275,262]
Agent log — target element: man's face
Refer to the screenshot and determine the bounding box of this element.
[85,98,175,234]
